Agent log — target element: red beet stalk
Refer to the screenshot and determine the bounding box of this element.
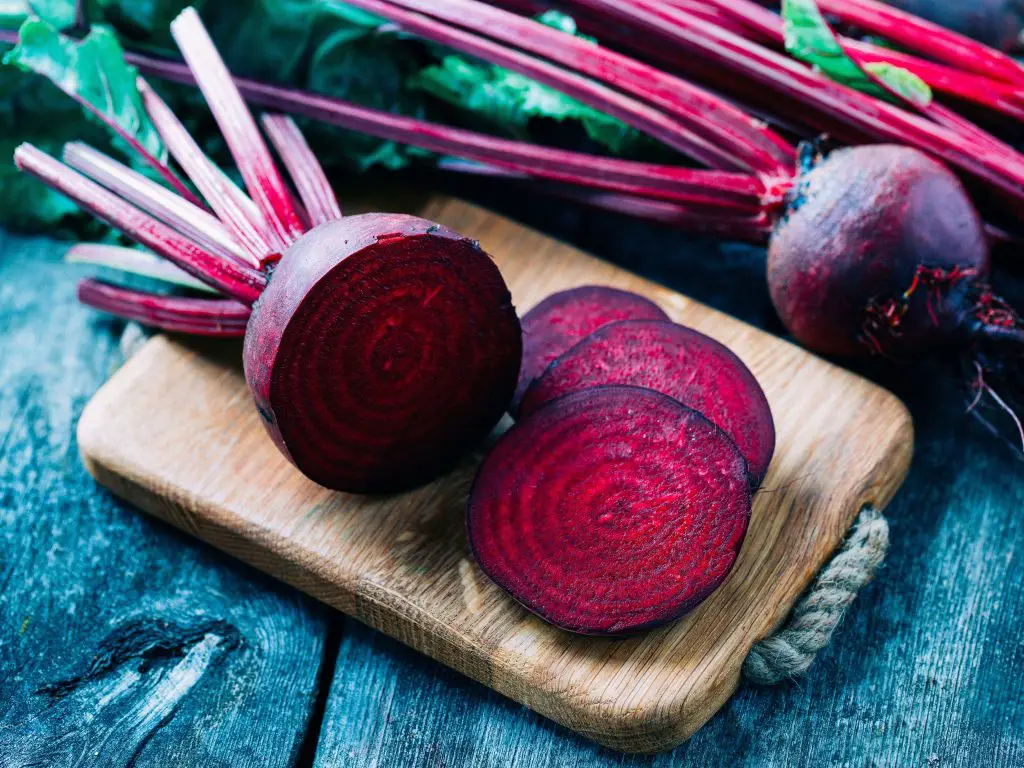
[123,51,780,212]
[684,0,1024,123]
[340,0,796,177]
[812,0,1024,86]
[78,278,250,337]
[551,0,1024,215]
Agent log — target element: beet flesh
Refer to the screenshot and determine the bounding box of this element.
[468,385,752,635]
[512,285,669,416]
[244,213,522,493]
[883,0,1024,52]
[768,145,990,358]
[520,320,775,485]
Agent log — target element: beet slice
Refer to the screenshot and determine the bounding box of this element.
[244,214,522,493]
[468,385,752,635]
[520,320,775,485]
[512,285,669,416]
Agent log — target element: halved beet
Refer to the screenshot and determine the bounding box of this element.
[520,320,775,486]
[468,385,752,635]
[245,214,522,493]
[511,285,669,415]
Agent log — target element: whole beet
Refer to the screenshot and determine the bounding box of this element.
[768,145,990,358]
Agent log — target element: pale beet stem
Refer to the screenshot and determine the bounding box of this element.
[343,0,795,176]
[171,8,307,249]
[62,142,253,267]
[137,77,283,266]
[14,143,266,304]
[67,243,219,293]
[78,278,250,337]
[261,114,343,226]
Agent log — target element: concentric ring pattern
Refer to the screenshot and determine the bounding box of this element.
[245,214,521,492]
[469,386,752,635]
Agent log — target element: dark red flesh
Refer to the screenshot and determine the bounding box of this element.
[468,385,752,635]
[512,285,669,416]
[244,213,522,493]
[768,145,989,358]
[520,320,775,485]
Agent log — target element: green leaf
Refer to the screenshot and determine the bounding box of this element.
[3,19,166,162]
[303,16,429,171]
[863,61,932,108]
[0,52,117,231]
[91,0,190,38]
[410,55,643,154]
[408,12,647,155]
[782,0,932,108]
[0,0,77,30]
[782,0,878,91]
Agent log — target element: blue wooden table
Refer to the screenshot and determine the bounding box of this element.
[1,183,1022,767]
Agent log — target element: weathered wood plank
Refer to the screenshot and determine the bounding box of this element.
[307,189,1024,766]
[0,233,328,768]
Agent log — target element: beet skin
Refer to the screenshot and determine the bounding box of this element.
[468,385,752,635]
[520,320,775,485]
[768,145,990,358]
[512,285,669,415]
[244,213,522,493]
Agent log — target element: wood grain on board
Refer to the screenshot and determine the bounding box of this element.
[77,196,914,753]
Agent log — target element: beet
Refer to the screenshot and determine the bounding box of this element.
[15,8,522,493]
[468,385,752,635]
[512,286,669,415]
[520,320,775,485]
[768,145,991,358]
[244,215,521,492]
[882,0,1024,52]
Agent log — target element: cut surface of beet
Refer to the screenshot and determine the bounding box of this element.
[512,285,669,415]
[520,320,775,485]
[468,385,752,635]
[244,213,522,493]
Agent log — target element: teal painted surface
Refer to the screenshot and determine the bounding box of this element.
[1,187,1022,766]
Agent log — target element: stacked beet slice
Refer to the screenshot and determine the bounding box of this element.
[468,286,775,635]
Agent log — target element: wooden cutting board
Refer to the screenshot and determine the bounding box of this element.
[77,194,913,753]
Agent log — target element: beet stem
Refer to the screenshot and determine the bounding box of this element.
[14,143,266,304]
[353,0,795,175]
[170,8,306,249]
[692,0,1024,123]
[814,0,1024,86]
[67,243,219,293]
[0,27,777,211]
[137,56,774,209]
[559,0,1024,212]
[78,278,250,337]
[62,142,256,268]
[34,58,204,209]
[260,114,343,226]
[341,0,775,174]
[137,78,282,266]
[436,157,773,240]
